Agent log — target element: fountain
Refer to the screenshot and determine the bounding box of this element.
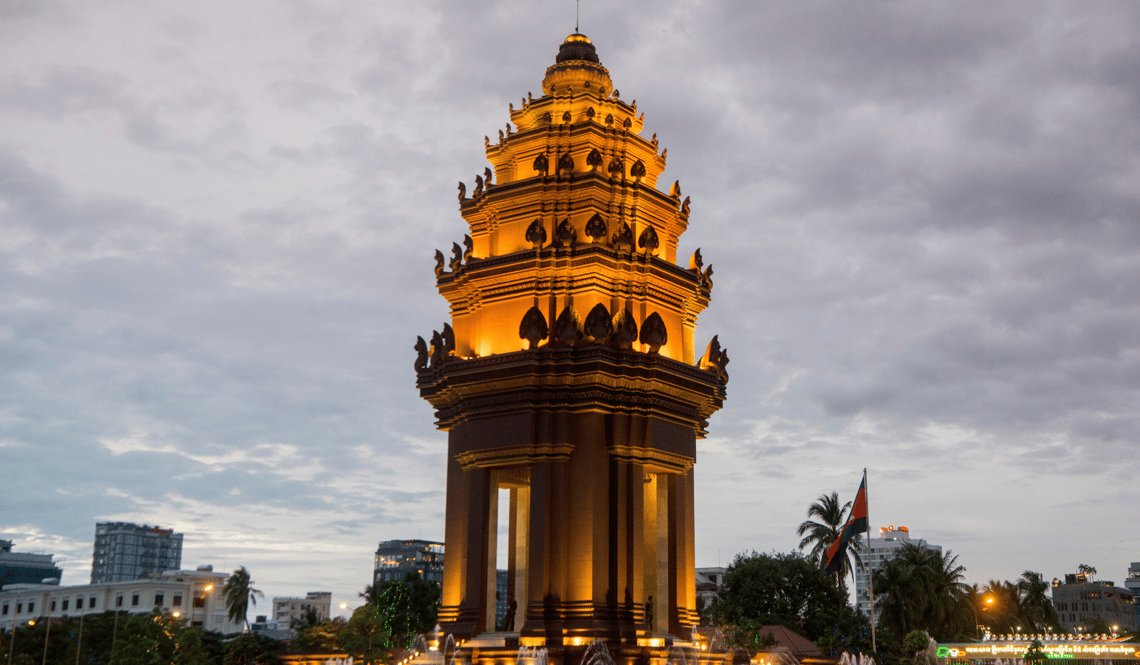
[583,640,617,665]
[667,645,689,665]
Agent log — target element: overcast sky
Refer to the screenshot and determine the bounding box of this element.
[3,1,1138,618]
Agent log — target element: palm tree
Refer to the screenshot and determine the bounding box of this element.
[797,492,862,594]
[223,566,264,632]
[1077,564,1096,582]
[1018,571,1057,632]
[873,543,968,641]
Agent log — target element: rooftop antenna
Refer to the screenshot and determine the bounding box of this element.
[576,0,580,33]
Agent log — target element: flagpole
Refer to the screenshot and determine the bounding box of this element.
[864,467,877,654]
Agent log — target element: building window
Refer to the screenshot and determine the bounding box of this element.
[15,604,21,614]
[194,596,205,608]
[90,597,97,609]
[27,602,33,614]
[51,601,56,612]
[77,598,83,609]
[62,600,69,611]
[154,593,164,607]
[1,605,7,615]
[172,595,182,607]
[132,594,139,606]
[116,596,124,607]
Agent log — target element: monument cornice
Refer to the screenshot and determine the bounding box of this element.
[417,346,725,436]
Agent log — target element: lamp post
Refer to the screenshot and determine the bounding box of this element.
[40,617,50,665]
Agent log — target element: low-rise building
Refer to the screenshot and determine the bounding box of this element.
[0,540,63,588]
[1052,573,1136,633]
[0,565,240,634]
[695,566,725,622]
[273,591,332,634]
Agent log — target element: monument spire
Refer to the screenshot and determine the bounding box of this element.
[416,32,728,658]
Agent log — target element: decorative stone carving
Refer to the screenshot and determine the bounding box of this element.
[414,335,429,372]
[611,221,633,252]
[552,218,576,248]
[639,311,668,353]
[651,133,658,147]
[485,136,490,149]
[623,118,632,129]
[605,113,614,126]
[584,213,606,243]
[458,181,466,202]
[525,219,546,248]
[586,107,595,120]
[527,91,532,103]
[689,248,703,272]
[612,89,620,99]
[661,148,667,160]
[630,160,646,178]
[669,180,681,200]
[463,235,474,262]
[611,308,638,349]
[498,129,504,143]
[583,303,613,343]
[450,242,463,271]
[441,322,456,358]
[638,225,660,254]
[586,149,602,171]
[631,100,637,112]
[680,195,691,218]
[434,250,445,276]
[533,153,549,175]
[607,158,623,177]
[558,152,575,173]
[505,123,512,137]
[519,306,548,349]
[562,110,571,123]
[429,329,444,367]
[701,265,714,291]
[509,102,514,113]
[473,174,484,198]
[541,111,551,123]
[553,305,582,346]
[484,167,493,188]
[698,334,729,383]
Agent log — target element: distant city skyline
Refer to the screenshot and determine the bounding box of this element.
[2,2,1138,617]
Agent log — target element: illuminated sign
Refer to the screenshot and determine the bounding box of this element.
[936,643,1139,660]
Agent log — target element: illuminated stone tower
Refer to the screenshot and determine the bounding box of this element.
[415,34,729,649]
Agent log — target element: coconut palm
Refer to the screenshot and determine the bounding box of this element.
[1077,564,1096,581]
[873,543,967,641]
[1018,571,1057,632]
[223,566,264,632]
[797,492,863,594]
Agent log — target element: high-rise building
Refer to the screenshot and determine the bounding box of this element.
[373,539,444,586]
[853,526,942,618]
[90,522,183,584]
[0,540,63,588]
[1126,562,1140,628]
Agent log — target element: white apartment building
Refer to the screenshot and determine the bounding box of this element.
[0,565,241,634]
[273,591,332,635]
[853,525,942,618]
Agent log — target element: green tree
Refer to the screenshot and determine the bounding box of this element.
[1076,564,1096,581]
[1017,571,1058,633]
[362,571,441,649]
[222,632,284,665]
[796,492,862,595]
[873,543,967,641]
[223,566,264,632]
[293,617,348,652]
[342,605,392,665]
[710,551,847,643]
